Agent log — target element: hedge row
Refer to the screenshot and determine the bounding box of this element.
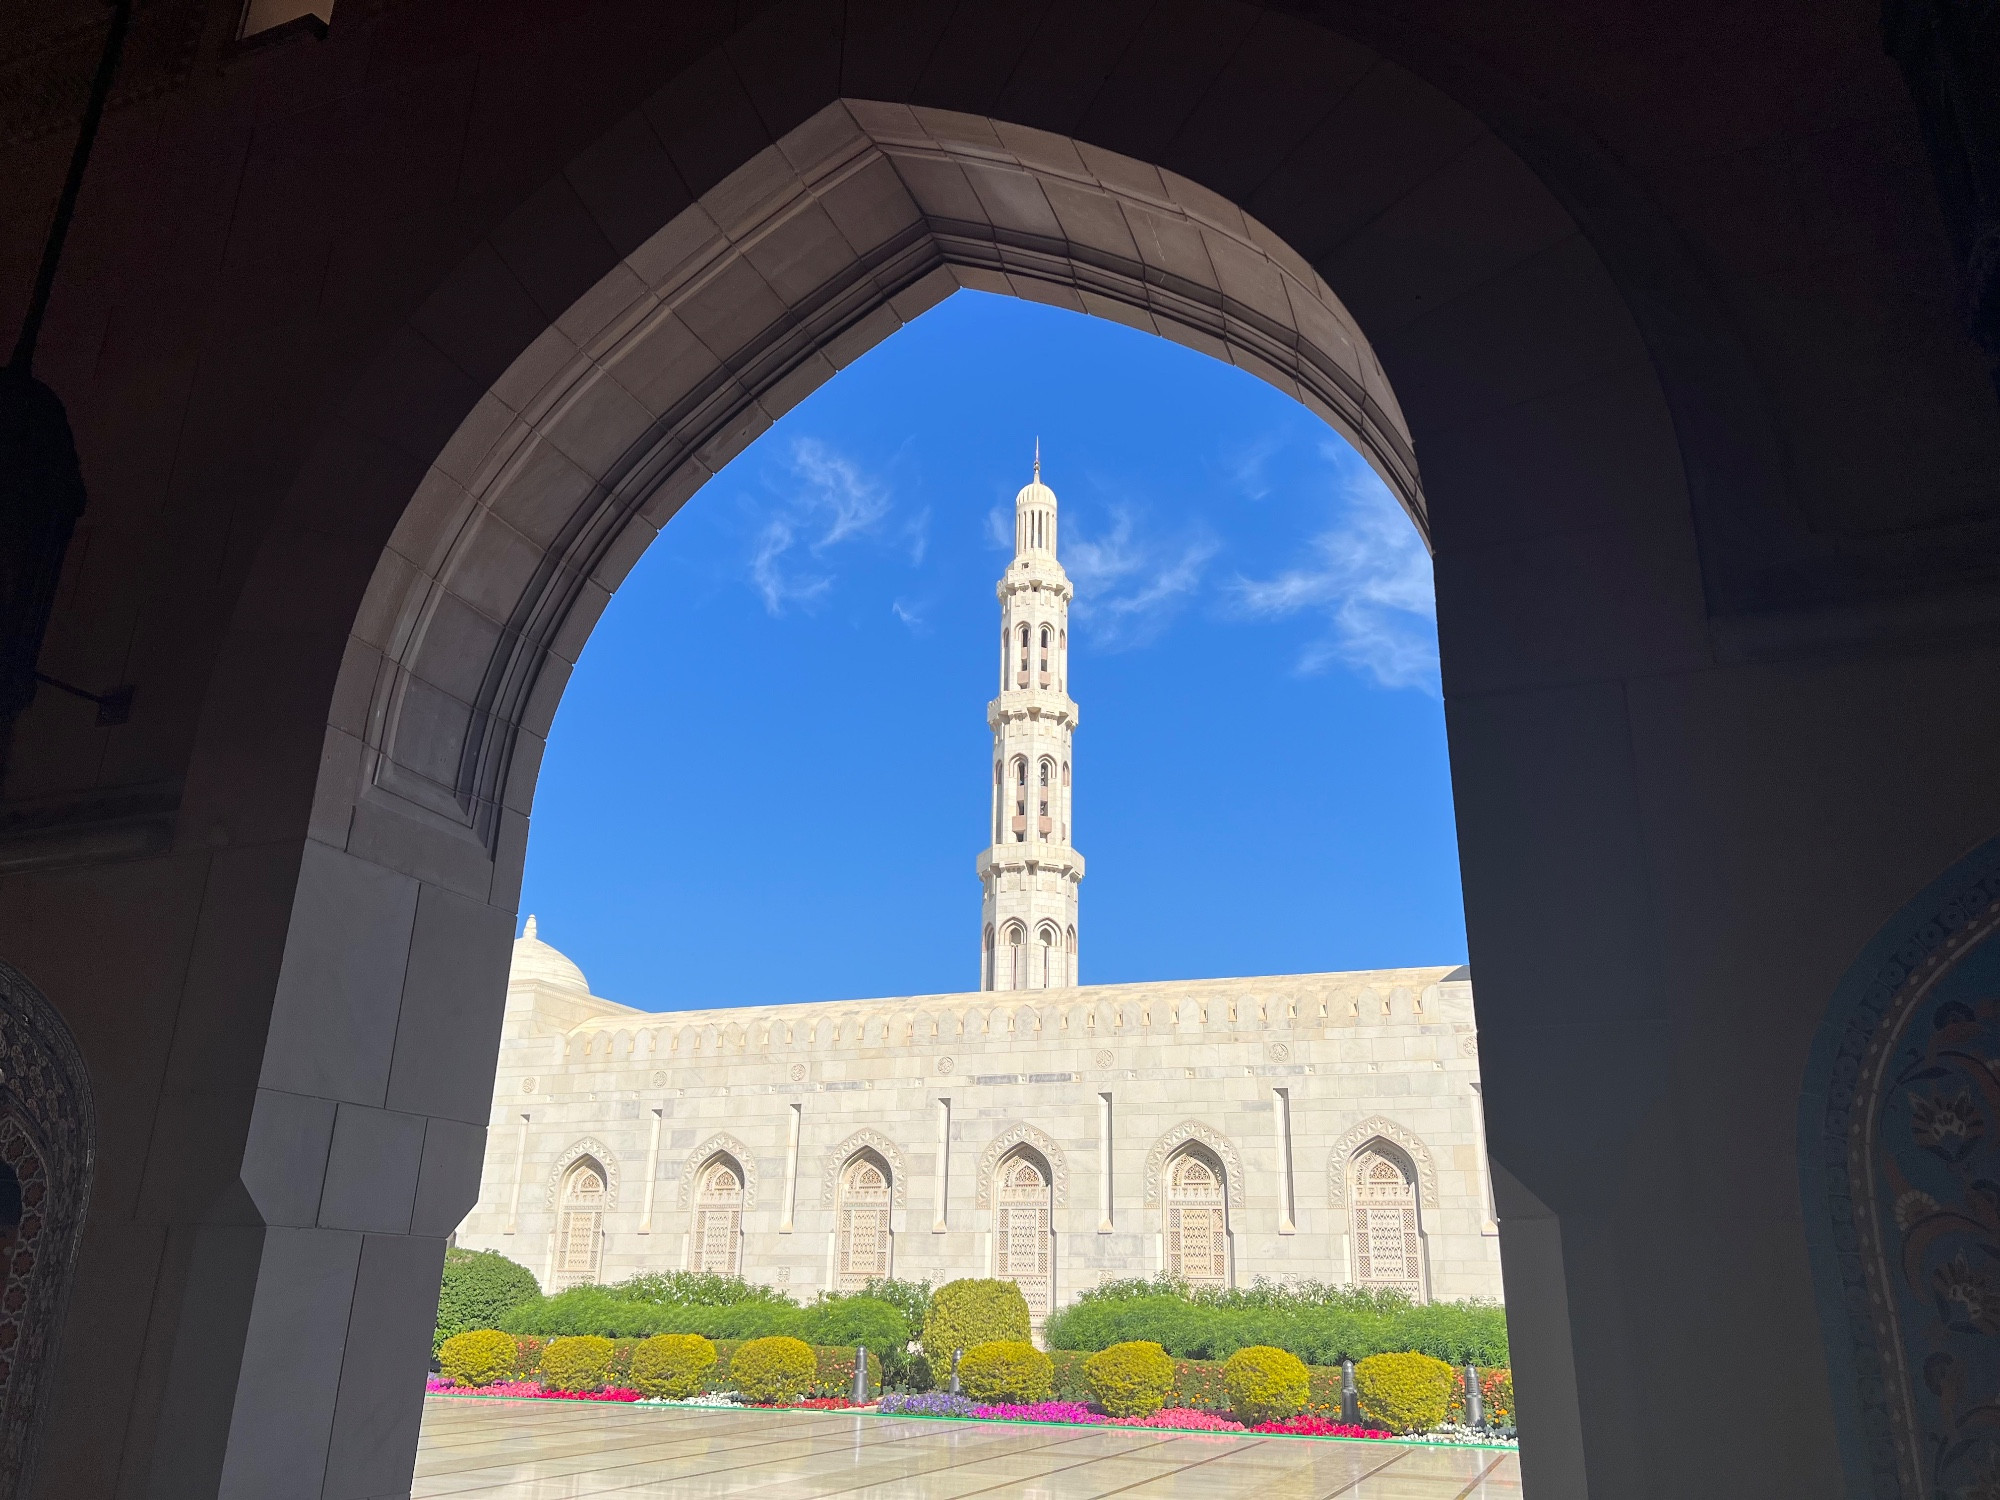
[496,1286,909,1357]
[1047,1348,1512,1425]
[1043,1294,1508,1367]
[499,1333,882,1398]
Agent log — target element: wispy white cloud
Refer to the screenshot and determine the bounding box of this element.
[891,598,926,632]
[746,438,894,615]
[1222,431,1285,501]
[1229,464,1438,692]
[985,503,1013,552]
[903,507,932,567]
[1066,507,1219,650]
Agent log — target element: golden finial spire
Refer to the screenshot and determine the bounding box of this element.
[1033,436,1040,483]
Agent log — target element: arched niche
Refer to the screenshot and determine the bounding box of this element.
[1803,838,2000,1500]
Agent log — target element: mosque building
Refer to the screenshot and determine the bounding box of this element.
[453,461,1505,1312]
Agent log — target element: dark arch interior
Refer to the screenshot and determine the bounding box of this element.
[0,4,1995,1499]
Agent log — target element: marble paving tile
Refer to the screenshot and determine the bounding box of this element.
[413,1397,1522,1499]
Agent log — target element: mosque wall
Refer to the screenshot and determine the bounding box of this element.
[454,932,1505,1312]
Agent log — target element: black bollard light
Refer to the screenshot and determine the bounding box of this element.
[948,1348,963,1396]
[1340,1357,1359,1424]
[851,1345,870,1403]
[1463,1363,1483,1428]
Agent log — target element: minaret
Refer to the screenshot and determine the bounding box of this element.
[979,446,1084,990]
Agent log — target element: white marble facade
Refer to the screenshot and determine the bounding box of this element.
[455,933,1504,1308]
[456,463,1502,1310]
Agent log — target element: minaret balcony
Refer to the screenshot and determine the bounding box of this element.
[978,844,1085,881]
[987,691,1079,729]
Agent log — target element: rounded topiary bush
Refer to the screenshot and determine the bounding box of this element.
[921,1279,1031,1373]
[434,1250,542,1356]
[731,1335,817,1405]
[437,1329,518,1388]
[1082,1341,1175,1417]
[959,1340,1054,1403]
[1355,1352,1455,1434]
[539,1335,615,1393]
[630,1333,717,1399]
[1224,1345,1310,1425]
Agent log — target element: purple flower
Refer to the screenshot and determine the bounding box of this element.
[879,1393,977,1417]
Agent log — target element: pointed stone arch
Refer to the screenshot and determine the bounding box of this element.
[819,1129,907,1207]
[545,1137,619,1209]
[1143,1121,1245,1208]
[975,1123,1068,1208]
[1327,1117,1438,1208]
[677,1132,758,1210]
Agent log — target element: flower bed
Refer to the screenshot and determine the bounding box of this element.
[425,1375,866,1411]
[427,1376,644,1402]
[874,1390,1510,1446]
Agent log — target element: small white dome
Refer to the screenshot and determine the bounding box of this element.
[510,915,589,993]
[1015,478,1057,509]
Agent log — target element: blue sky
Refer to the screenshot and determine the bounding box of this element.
[519,293,1465,1010]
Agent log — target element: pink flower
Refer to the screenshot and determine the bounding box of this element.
[1252,1414,1394,1439]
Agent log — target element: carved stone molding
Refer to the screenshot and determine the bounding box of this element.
[1804,841,2000,1498]
[1142,1122,1245,1208]
[545,1137,618,1209]
[819,1129,908,1207]
[677,1132,757,1209]
[0,959,92,1499]
[975,1123,1067,1208]
[1327,1117,1438,1208]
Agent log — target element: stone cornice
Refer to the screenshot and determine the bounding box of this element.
[536,966,1473,1054]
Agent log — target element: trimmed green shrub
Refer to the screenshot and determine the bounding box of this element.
[1169,1356,1230,1412]
[438,1329,517,1388]
[732,1336,817,1405]
[540,1335,615,1393]
[631,1333,716,1399]
[435,1250,541,1356]
[1042,1289,1508,1368]
[921,1279,1031,1371]
[1355,1352,1455,1434]
[1051,1349,1091,1402]
[1083,1341,1175,1417]
[1224,1345,1310,1425]
[801,1296,907,1360]
[604,1271,794,1308]
[855,1278,932,1342]
[958,1340,1054,1403]
[500,1285,806,1341]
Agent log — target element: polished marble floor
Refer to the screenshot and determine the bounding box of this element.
[413,1395,1523,1499]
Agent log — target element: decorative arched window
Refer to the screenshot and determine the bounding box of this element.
[836,1153,893,1291]
[983,924,995,991]
[1017,625,1030,685]
[693,1156,744,1275]
[1039,626,1050,684]
[1165,1148,1228,1286]
[1350,1145,1425,1299]
[995,1148,1053,1315]
[1037,760,1052,839]
[1004,922,1026,991]
[1012,759,1028,842]
[1058,629,1066,689]
[555,1158,607,1287]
